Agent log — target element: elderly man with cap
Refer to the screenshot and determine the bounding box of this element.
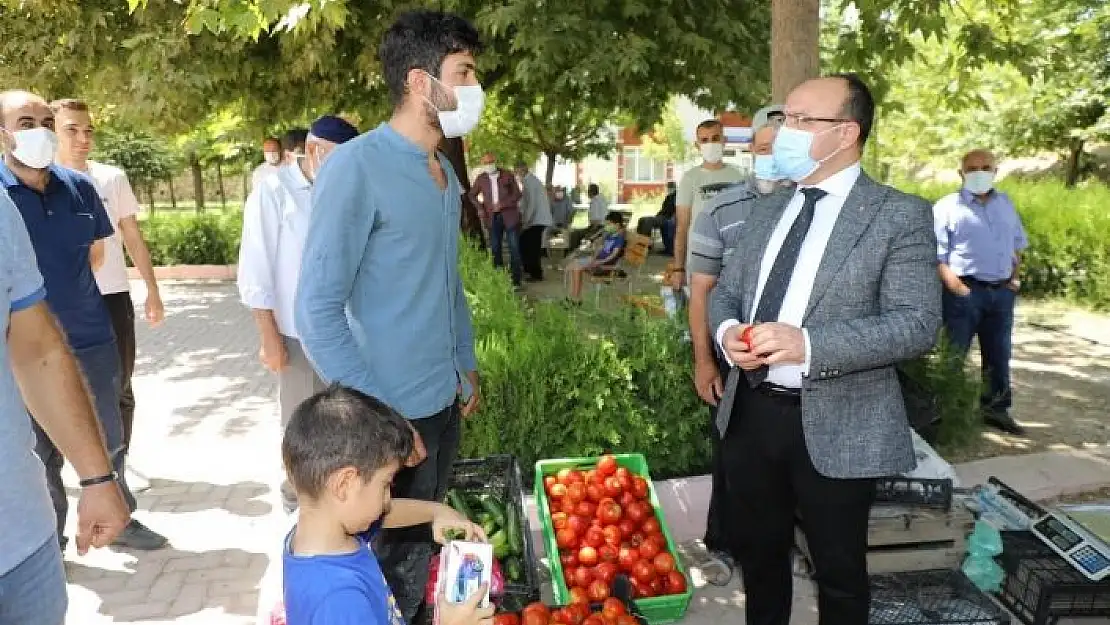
[685,104,790,585]
[237,114,359,513]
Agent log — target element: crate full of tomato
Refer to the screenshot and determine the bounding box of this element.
[533,454,692,625]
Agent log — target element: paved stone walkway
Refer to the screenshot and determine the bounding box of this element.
[61,282,1110,624]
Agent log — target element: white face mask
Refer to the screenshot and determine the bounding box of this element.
[699,142,724,164]
[425,72,485,139]
[963,170,995,195]
[264,151,281,165]
[9,127,58,170]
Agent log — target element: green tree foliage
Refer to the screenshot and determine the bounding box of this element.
[92,123,177,207]
[639,98,696,166]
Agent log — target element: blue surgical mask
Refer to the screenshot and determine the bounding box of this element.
[771,125,844,182]
[753,154,779,181]
[963,171,995,195]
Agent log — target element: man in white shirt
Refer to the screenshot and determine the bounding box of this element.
[52,99,168,546]
[709,75,940,625]
[672,119,744,289]
[237,115,359,513]
[251,136,283,190]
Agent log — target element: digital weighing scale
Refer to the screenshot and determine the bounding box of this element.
[987,477,1110,582]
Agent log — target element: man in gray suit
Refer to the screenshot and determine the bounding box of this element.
[709,74,941,625]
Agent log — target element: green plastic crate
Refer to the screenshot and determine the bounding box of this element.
[534,453,693,625]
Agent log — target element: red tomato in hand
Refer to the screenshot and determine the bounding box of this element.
[617,547,639,572]
[569,587,590,605]
[601,597,626,619]
[588,580,611,602]
[584,526,605,548]
[573,566,594,588]
[740,325,754,349]
[494,614,521,625]
[630,476,650,500]
[578,545,599,567]
[603,476,623,498]
[557,528,578,549]
[550,483,569,500]
[586,484,605,503]
[597,455,618,477]
[595,561,619,584]
[641,518,661,535]
[567,482,587,504]
[597,500,622,525]
[638,540,662,561]
[632,559,656,583]
[653,552,676,575]
[665,570,688,594]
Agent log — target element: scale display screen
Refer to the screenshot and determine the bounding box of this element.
[1031,507,1110,581]
[1034,516,1083,551]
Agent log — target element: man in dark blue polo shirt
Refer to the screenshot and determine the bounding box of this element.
[0,90,166,550]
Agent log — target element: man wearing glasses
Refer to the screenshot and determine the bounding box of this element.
[710,75,941,625]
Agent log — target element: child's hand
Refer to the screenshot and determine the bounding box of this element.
[438,582,495,625]
[433,503,486,544]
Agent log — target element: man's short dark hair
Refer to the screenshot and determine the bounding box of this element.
[587,183,600,197]
[379,10,484,107]
[605,211,624,227]
[49,98,89,114]
[263,136,280,146]
[696,119,723,133]
[281,128,308,154]
[831,73,875,147]
[282,385,414,501]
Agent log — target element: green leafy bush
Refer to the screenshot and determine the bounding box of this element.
[137,211,242,266]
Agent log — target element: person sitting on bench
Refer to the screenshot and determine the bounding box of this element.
[566,211,627,304]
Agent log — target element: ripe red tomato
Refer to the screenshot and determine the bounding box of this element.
[560,551,578,569]
[596,500,622,525]
[602,476,623,498]
[630,476,649,500]
[552,512,569,530]
[626,501,649,524]
[567,470,586,484]
[556,468,575,484]
[614,467,631,481]
[566,602,590,624]
[632,559,656,583]
[585,484,605,503]
[494,613,520,625]
[595,561,619,584]
[584,526,605,549]
[601,597,626,619]
[653,552,676,575]
[601,525,622,546]
[619,492,636,508]
[583,469,597,483]
[556,528,578,549]
[665,570,688,594]
[628,532,646,547]
[597,544,619,564]
[551,608,573,625]
[740,325,754,349]
[649,577,665,596]
[588,580,611,602]
[550,483,568,500]
[614,468,633,491]
[560,498,578,515]
[597,455,618,477]
[641,517,661,535]
[618,519,638,538]
[522,602,551,623]
[544,475,557,492]
[629,577,646,599]
[647,533,667,552]
[576,501,597,519]
[638,540,662,561]
[567,482,587,504]
[521,612,546,625]
[568,586,590,605]
[567,515,589,537]
[578,545,599,567]
[564,566,578,584]
[617,547,639,572]
[573,566,594,588]
[582,615,605,625]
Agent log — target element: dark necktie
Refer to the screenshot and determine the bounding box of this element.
[744,187,828,388]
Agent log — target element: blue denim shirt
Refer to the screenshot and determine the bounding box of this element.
[295,123,477,420]
[932,189,1028,282]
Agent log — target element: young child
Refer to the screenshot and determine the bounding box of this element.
[282,385,493,625]
[566,211,628,303]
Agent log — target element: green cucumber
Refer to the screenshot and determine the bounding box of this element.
[446,489,475,521]
[478,493,507,529]
[489,530,509,559]
[505,500,523,556]
[503,555,523,583]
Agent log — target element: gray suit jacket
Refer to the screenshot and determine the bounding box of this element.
[708,171,942,479]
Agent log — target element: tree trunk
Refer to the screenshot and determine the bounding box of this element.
[771,0,821,102]
[166,175,176,210]
[544,151,558,188]
[439,136,486,249]
[242,161,250,200]
[146,184,156,210]
[190,156,205,213]
[216,160,227,208]
[1065,138,1084,188]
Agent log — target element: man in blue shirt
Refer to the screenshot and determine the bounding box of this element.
[1,190,131,625]
[0,90,166,549]
[295,11,484,622]
[933,149,1028,435]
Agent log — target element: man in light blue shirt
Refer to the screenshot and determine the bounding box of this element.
[0,192,129,625]
[933,149,1028,435]
[294,10,483,622]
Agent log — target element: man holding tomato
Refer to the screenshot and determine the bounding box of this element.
[709,75,941,625]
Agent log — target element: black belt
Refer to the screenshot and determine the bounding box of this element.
[754,382,801,399]
[960,276,1010,289]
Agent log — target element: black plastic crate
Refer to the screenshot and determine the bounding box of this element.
[995,530,1110,625]
[869,569,1011,624]
[874,477,954,511]
[448,454,540,612]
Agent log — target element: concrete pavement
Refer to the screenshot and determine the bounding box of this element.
[59,282,1109,624]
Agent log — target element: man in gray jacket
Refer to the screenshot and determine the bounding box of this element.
[709,75,940,625]
[686,104,788,585]
[515,161,553,281]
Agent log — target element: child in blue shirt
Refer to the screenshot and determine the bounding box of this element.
[566,211,628,303]
[282,385,493,625]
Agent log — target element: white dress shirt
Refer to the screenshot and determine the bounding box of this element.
[251,162,282,191]
[237,163,313,339]
[716,162,862,387]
